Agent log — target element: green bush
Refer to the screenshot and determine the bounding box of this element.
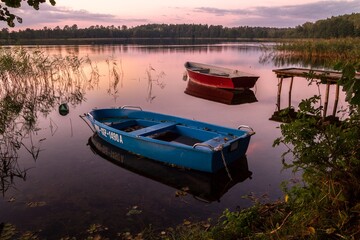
[273,62,360,239]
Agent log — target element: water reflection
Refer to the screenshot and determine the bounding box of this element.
[33,42,267,56]
[13,38,231,47]
[88,133,252,203]
[1,43,350,238]
[184,79,257,105]
[270,68,346,123]
[0,136,27,196]
[106,58,124,102]
[0,48,99,195]
[145,65,166,103]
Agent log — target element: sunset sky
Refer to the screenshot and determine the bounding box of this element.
[5,0,360,30]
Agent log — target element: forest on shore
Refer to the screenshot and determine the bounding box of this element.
[0,13,359,41]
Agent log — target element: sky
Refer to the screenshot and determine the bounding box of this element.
[4,0,360,30]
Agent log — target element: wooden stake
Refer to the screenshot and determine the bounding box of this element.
[277,76,283,111]
[323,82,330,118]
[332,84,340,116]
[288,76,294,108]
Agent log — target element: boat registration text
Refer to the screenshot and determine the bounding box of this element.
[95,125,123,143]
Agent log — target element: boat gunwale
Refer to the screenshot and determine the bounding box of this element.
[185,61,259,78]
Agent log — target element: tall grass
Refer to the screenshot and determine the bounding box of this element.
[274,38,360,65]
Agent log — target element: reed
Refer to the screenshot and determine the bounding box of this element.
[275,38,360,63]
[0,47,99,195]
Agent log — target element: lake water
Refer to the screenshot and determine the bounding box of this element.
[0,42,346,238]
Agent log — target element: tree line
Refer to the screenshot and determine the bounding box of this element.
[1,13,359,40]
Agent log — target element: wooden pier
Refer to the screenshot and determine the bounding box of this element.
[271,68,359,121]
[272,67,359,83]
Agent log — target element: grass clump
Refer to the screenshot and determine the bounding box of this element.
[275,38,360,61]
[261,38,360,68]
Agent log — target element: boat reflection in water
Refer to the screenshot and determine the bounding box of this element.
[88,134,252,203]
[185,79,257,105]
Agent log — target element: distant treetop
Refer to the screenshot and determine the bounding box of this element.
[0,0,56,27]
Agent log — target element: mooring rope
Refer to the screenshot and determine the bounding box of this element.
[218,145,233,181]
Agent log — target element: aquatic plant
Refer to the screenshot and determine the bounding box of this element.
[0,47,99,195]
[106,57,123,102]
[261,38,360,68]
[145,65,166,103]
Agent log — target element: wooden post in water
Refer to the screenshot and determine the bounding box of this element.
[288,76,294,108]
[323,81,330,119]
[277,76,283,111]
[332,83,340,116]
[272,67,353,121]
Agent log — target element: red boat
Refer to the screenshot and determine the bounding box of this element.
[184,61,259,89]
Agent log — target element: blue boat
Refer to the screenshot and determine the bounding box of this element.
[82,106,255,173]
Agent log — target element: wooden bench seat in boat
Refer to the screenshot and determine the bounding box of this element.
[130,122,177,136]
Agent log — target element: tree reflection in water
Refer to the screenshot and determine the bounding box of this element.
[0,47,99,195]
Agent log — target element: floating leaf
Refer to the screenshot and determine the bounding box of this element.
[308,226,316,234]
[126,207,142,216]
[183,220,191,225]
[326,228,336,234]
[181,186,189,192]
[27,201,46,207]
[202,223,211,229]
[0,223,16,240]
[175,190,187,197]
[87,223,108,234]
[21,231,39,239]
